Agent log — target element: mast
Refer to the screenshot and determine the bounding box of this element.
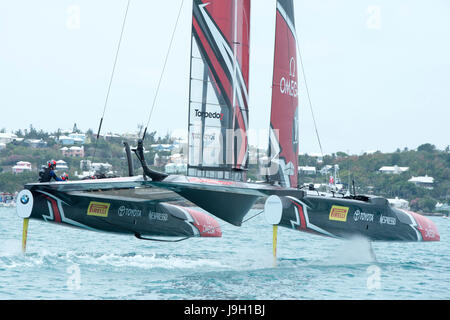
[266,0,299,188]
[187,0,251,181]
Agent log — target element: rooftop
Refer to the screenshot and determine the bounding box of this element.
[379,165,409,173]
[408,175,434,184]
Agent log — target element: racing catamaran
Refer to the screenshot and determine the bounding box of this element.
[261,0,439,250]
[16,0,439,257]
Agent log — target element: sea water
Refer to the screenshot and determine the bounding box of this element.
[0,207,448,299]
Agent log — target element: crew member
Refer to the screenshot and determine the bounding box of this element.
[39,160,63,182]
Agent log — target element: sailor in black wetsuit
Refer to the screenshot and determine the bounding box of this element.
[39,160,63,182]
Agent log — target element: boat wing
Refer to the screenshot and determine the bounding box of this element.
[143,176,304,226]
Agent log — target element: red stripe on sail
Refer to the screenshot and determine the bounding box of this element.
[192,17,232,110]
[199,0,251,87]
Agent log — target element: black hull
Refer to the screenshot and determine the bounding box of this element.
[24,186,221,238]
[274,195,440,242]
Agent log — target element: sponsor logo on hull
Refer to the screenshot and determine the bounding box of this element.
[329,205,349,222]
[149,211,168,222]
[20,194,30,204]
[118,206,142,217]
[87,202,110,217]
[379,215,396,225]
[353,210,374,222]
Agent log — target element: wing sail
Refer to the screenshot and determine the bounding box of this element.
[267,0,299,188]
[188,0,251,182]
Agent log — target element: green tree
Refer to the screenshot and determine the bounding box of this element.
[73,123,80,133]
[419,197,437,212]
[417,143,436,153]
[391,152,401,165]
[336,151,348,158]
[14,129,24,137]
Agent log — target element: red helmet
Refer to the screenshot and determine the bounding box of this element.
[48,160,56,169]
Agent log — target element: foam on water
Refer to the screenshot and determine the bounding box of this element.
[0,239,22,257]
[323,236,377,265]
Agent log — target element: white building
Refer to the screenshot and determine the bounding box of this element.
[0,133,18,144]
[379,165,409,174]
[59,135,75,145]
[298,166,317,175]
[68,133,86,144]
[55,160,69,171]
[25,139,47,148]
[408,175,434,189]
[12,161,32,174]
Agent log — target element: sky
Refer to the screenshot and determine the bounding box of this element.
[0,0,449,155]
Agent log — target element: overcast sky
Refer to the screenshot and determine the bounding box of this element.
[0,0,449,155]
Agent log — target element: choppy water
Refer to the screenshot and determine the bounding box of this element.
[0,207,449,299]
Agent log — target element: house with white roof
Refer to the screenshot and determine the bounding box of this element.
[12,161,32,174]
[379,165,409,174]
[55,160,69,171]
[298,166,317,175]
[59,135,75,145]
[68,133,86,144]
[408,175,434,189]
[0,133,18,144]
[25,139,47,148]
